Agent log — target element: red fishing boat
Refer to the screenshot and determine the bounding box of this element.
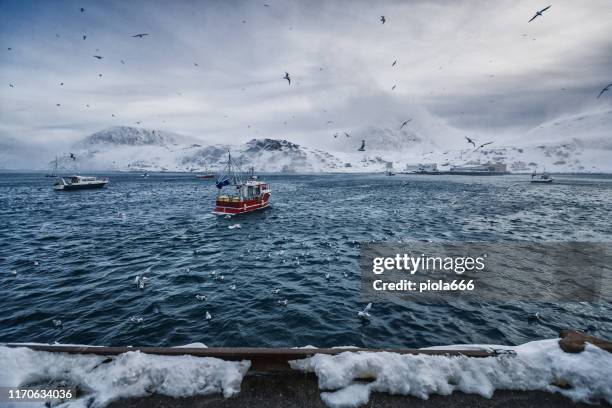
[212,152,271,215]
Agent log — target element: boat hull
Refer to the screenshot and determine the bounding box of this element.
[54,181,108,190]
[213,193,271,215]
[530,179,553,183]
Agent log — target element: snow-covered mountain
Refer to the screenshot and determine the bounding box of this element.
[75,126,195,148]
[2,109,610,173]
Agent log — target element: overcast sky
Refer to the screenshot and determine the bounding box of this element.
[1,0,611,150]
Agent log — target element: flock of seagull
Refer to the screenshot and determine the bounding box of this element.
[4,4,612,155]
[5,4,612,328]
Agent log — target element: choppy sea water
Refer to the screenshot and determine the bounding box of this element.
[0,172,611,348]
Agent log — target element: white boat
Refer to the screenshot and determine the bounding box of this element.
[53,175,109,190]
[530,170,553,183]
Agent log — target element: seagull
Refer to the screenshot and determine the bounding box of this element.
[465,136,476,148]
[132,33,149,38]
[194,62,199,67]
[11,270,17,276]
[325,273,330,280]
[83,35,87,40]
[120,59,126,64]
[130,317,144,323]
[9,84,14,88]
[358,140,365,152]
[56,103,61,107]
[205,311,212,320]
[196,294,207,301]
[34,260,39,266]
[93,55,103,59]
[229,224,241,229]
[597,83,612,99]
[358,303,372,318]
[392,60,397,67]
[475,141,493,151]
[52,319,63,327]
[333,133,338,138]
[283,72,291,85]
[60,82,64,86]
[98,74,103,77]
[134,275,148,289]
[400,119,412,129]
[391,85,396,90]
[69,153,76,160]
[278,299,288,306]
[80,7,85,12]
[344,132,351,138]
[230,284,236,290]
[7,47,12,51]
[529,5,551,22]
[380,16,386,24]
[527,312,541,323]
[272,288,280,294]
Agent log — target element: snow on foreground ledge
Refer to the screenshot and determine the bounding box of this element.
[290,339,612,408]
[0,346,250,407]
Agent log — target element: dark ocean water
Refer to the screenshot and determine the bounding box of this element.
[1,172,611,348]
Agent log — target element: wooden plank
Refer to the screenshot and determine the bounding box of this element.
[4,344,497,370]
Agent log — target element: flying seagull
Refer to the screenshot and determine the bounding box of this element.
[283,72,291,85]
[380,16,386,24]
[194,62,199,67]
[344,132,351,138]
[529,5,551,22]
[392,60,397,67]
[9,83,14,88]
[98,73,103,77]
[80,7,85,12]
[475,141,493,151]
[597,83,612,99]
[83,35,86,40]
[358,140,365,151]
[400,119,412,129]
[358,303,372,318]
[93,55,103,59]
[132,33,149,38]
[70,153,76,160]
[465,136,476,148]
[391,84,396,90]
[120,59,125,64]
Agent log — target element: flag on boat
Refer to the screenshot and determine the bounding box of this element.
[216,176,231,189]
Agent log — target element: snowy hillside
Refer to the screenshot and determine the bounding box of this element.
[75,126,196,148]
[2,108,610,173]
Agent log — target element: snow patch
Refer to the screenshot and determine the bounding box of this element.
[290,339,612,407]
[0,346,250,407]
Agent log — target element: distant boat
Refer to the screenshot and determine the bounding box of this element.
[385,171,396,176]
[53,175,108,190]
[530,169,553,183]
[196,164,215,179]
[142,172,149,178]
[212,152,271,215]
